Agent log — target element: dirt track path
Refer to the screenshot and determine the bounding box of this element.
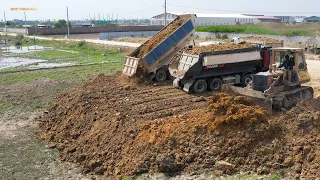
[306,60,320,97]
[0,32,141,48]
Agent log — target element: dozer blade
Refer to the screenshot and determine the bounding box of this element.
[122,56,140,77]
[225,86,273,113]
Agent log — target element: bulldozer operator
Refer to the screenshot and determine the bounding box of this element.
[278,54,295,69]
[278,53,296,82]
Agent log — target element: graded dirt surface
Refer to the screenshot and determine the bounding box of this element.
[39,72,320,179]
[184,43,252,55]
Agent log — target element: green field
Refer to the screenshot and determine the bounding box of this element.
[196,22,320,36]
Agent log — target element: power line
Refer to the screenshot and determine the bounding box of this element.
[118,4,163,16]
[167,3,320,14]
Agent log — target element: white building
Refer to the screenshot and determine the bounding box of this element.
[151,13,260,26]
[294,16,306,23]
[274,16,295,24]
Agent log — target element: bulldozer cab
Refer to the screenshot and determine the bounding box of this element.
[271,47,310,84]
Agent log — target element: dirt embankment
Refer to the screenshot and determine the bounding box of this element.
[184,43,253,55]
[38,75,320,179]
[136,16,189,58]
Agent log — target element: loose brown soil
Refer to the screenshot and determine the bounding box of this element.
[245,36,283,43]
[184,43,252,55]
[38,74,208,178]
[38,73,320,179]
[136,16,189,58]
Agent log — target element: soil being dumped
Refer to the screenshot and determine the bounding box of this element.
[39,75,320,179]
[136,15,189,58]
[185,43,252,55]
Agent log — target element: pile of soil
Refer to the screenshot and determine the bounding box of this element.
[39,75,320,179]
[185,43,252,55]
[245,36,283,43]
[136,15,189,58]
[38,74,208,178]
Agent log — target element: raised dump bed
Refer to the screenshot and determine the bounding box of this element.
[170,44,272,93]
[122,14,196,81]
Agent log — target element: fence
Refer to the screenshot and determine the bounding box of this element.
[0,28,28,34]
[100,31,158,40]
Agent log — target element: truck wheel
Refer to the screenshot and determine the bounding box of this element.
[192,79,207,94]
[208,78,222,91]
[155,70,167,82]
[242,74,253,87]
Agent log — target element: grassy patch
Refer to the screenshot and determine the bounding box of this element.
[196,22,320,36]
[285,30,313,36]
[33,105,49,109]
[196,25,277,35]
[0,63,122,85]
[21,50,82,60]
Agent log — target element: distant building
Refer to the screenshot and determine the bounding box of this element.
[274,16,295,24]
[243,14,281,23]
[304,16,320,23]
[38,24,51,28]
[151,13,260,26]
[294,16,306,23]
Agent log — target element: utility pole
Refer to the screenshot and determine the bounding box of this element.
[98,13,100,26]
[24,11,27,26]
[4,11,7,29]
[164,0,167,26]
[66,6,70,39]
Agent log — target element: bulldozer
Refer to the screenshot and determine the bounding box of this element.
[228,47,313,110]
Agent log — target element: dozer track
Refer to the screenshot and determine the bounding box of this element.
[272,86,314,110]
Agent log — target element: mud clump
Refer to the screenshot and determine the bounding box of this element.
[136,16,189,58]
[185,43,252,55]
[207,92,268,128]
[39,76,320,179]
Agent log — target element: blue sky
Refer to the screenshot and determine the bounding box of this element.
[1,0,319,21]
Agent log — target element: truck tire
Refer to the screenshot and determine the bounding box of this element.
[242,74,253,87]
[208,78,222,91]
[155,70,167,82]
[192,79,207,94]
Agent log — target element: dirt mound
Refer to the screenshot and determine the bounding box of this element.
[184,43,252,55]
[245,36,283,43]
[207,92,268,127]
[136,16,189,58]
[38,74,208,178]
[39,76,320,179]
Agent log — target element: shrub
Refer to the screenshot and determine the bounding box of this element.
[77,40,86,47]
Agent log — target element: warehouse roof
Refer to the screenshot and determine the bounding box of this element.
[174,12,256,18]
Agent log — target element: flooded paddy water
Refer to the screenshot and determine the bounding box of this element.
[0,45,79,70]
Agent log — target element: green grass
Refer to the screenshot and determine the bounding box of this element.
[285,30,313,36]
[0,63,122,85]
[20,50,82,60]
[196,25,277,35]
[196,22,319,36]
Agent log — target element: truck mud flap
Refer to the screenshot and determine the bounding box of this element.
[183,79,195,92]
[173,78,181,88]
[123,56,140,77]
